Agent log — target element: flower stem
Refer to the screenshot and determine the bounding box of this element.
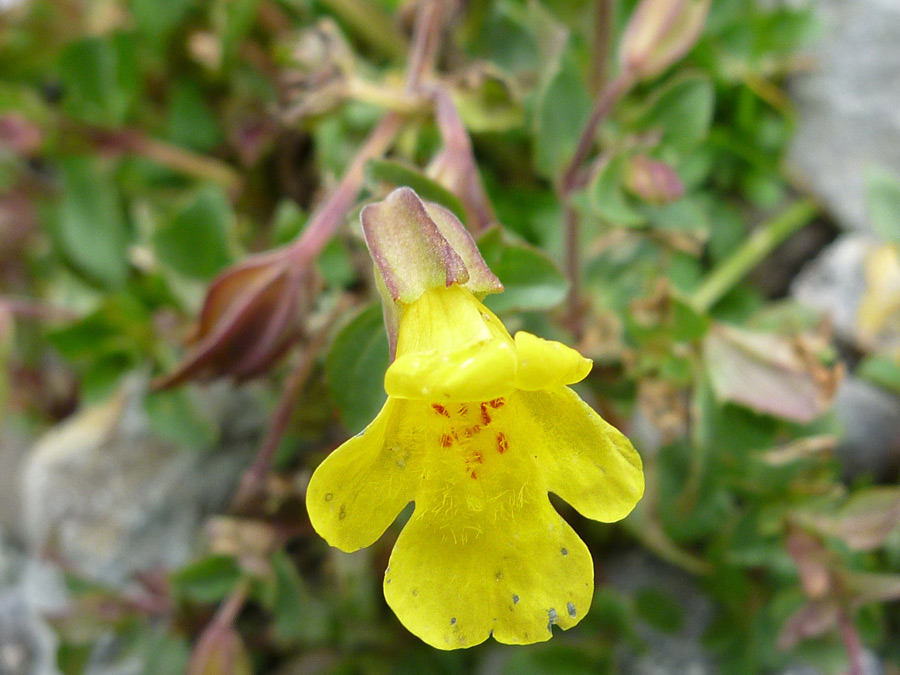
[405,0,444,91]
[232,0,448,511]
[838,610,865,675]
[591,0,616,94]
[287,112,404,266]
[689,199,818,313]
[347,77,427,114]
[95,129,243,192]
[559,69,636,338]
[431,86,497,233]
[560,71,636,196]
[0,298,78,322]
[287,0,445,266]
[563,206,584,337]
[231,296,352,512]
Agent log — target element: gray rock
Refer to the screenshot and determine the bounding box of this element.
[789,0,900,233]
[0,594,59,675]
[780,650,883,675]
[0,535,66,675]
[21,377,264,587]
[790,234,873,346]
[605,550,717,675]
[0,426,31,541]
[833,376,900,480]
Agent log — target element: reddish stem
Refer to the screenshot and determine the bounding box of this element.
[0,298,78,322]
[838,610,865,675]
[591,0,616,94]
[285,0,447,266]
[560,71,635,196]
[286,112,404,267]
[431,86,496,232]
[406,0,444,91]
[231,297,352,510]
[557,69,635,339]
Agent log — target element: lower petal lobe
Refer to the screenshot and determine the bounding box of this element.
[384,483,593,650]
[306,399,422,552]
[516,387,644,523]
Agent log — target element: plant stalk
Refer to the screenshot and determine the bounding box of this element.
[231,296,352,511]
[690,199,818,313]
[591,0,616,94]
[560,71,636,196]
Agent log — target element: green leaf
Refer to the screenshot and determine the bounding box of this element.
[632,74,714,153]
[171,555,242,604]
[220,0,261,60]
[54,156,130,288]
[864,166,900,243]
[533,45,592,180]
[477,228,569,313]
[318,238,357,289]
[58,35,139,126]
[634,587,684,634]
[326,303,390,434]
[468,4,541,74]
[129,0,193,43]
[640,196,711,236]
[503,645,602,675]
[143,388,220,450]
[153,186,233,279]
[166,80,224,153]
[658,440,732,542]
[366,159,468,223]
[591,156,647,227]
[857,355,900,397]
[143,630,191,675]
[270,550,329,644]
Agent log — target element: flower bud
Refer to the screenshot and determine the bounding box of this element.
[625,155,684,205]
[619,0,710,81]
[360,187,503,355]
[361,187,502,304]
[152,249,309,389]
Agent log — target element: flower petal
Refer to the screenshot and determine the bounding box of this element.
[513,331,593,391]
[306,399,422,552]
[517,387,644,522]
[386,285,516,402]
[384,486,593,649]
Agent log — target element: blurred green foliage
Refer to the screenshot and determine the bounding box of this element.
[3,0,900,673]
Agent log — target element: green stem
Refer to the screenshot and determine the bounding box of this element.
[690,199,818,313]
[347,77,426,114]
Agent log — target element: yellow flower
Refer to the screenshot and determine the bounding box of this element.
[306,280,644,649]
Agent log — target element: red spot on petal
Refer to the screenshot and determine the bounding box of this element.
[488,398,505,409]
[480,403,492,426]
[463,425,480,438]
[472,450,484,464]
[470,470,478,479]
[497,432,509,454]
[458,404,468,416]
[440,433,454,448]
[432,404,450,417]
